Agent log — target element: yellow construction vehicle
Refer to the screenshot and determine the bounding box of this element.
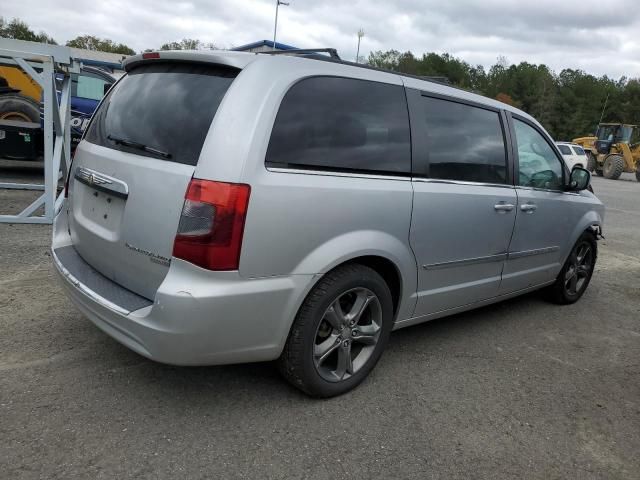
[0,65,42,122]
[573,123,640,181]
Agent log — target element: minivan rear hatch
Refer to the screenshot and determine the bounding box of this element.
[67,61,238,300]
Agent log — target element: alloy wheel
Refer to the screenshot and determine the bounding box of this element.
[313,287,382,382]
[564,242,594,297]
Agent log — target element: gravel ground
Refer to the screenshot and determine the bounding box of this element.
[1,165,639,479]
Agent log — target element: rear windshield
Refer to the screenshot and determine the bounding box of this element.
[85,62,238,166]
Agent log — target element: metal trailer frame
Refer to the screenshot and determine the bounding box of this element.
[0,39,80,224]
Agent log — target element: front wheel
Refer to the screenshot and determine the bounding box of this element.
[546,232,597,304]
[586,152,597,173]
[602,154,625,180]
[636,164,640,182]
[278,264,393,397]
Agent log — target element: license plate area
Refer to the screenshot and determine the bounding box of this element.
[74,182,125,240]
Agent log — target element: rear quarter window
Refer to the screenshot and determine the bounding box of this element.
[85,62,238,166]
[266,76,411,175]
[557,144,572,155]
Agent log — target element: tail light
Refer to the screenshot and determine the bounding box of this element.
[172,178,251,271]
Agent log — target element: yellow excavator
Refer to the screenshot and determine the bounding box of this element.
[573,123,640,181]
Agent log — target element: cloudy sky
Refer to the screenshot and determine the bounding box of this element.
[4,0,640,78]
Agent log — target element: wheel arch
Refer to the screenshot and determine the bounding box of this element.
[344,255,403,320]
[291,230,418,323]
[562,210,603,263]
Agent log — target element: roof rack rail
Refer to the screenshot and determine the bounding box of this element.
[257,48,456,90]
[261,48,341,60]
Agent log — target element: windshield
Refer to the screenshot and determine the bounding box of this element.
[597,125,618,141]
[619,126,633,143]
[596,124,637,144]
[85,62,238,165]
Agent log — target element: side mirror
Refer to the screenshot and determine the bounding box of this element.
[568,167,591,191]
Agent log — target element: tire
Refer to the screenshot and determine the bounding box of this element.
[594,168,604,176]
[635,164,640,182]
[278,264,393,397]
[546,232,597,305]
[602,154,625,180]
[0,93,40,123]
[586,152,597,173]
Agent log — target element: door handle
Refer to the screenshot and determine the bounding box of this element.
[520,203,538,213]
[494,203,514,212]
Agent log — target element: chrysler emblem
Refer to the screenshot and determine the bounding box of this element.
[74,167,129,199]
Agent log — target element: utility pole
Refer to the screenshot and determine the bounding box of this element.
[273,0,290,50]
[356,28,364,63]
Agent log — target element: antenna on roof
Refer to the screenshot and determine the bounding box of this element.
[598,92,610,124]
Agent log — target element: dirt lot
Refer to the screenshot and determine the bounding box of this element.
[1,164,639,479]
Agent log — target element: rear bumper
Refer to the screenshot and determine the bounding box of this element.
[52,211,314,366]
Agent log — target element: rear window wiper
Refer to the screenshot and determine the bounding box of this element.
[107,134,172,159]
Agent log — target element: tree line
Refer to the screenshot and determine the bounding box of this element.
[3,16,638,140]
[0,17,213,57]
[368,50,640,140]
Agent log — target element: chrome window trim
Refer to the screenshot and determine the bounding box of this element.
[423,253,507,270]
[266,166,412,181]
[412,177,515,189]
[515,185,565,194]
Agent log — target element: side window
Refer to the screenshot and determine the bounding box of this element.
[418,96,507,184]
[513,119,564,190]
[75,74,110,101]
[266,76,411,175]
[557,144,571,155]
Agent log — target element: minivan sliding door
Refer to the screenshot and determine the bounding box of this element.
[406,89,517,316]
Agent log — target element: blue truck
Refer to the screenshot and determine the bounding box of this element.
[51,66,117,151]
[0,66,116,159]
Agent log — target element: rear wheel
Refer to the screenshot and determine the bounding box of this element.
[602,154,625,180]
[278,264,393,397]
[0,93,40,123]
[546,232,597,304]
[635,163,640,182]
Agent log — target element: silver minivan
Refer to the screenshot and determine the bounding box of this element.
[52,50,604,397]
